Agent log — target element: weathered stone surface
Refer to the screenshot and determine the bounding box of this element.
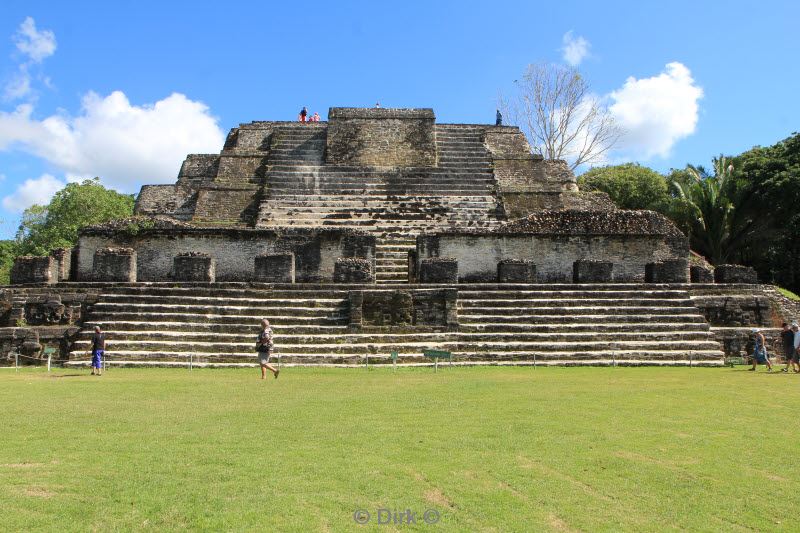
[173,252,216,282]
[93,248,137,282]
[692,294,774,327]
[573,260,613,283]
[334,258,374,283]
[645,259,688,283]
[420,258,458,284]
[690,265,714,283]
[327,108,436,167]
[254,254,295,283]
[417,210,687,283]
[498,259,536,283]
[503,191,615,217]
[50,248,72,282]
[348,288,458,330]
[10,256,56,285]
[714,264,758,284]
[77,225,375,283]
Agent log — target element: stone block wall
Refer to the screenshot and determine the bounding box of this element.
[714,264,758,284]
[691,294,775,327]
[50,248,72,282]
[498,260,536,283]
[420,258,458,283]
[417,211,688,283]
[502,191,615,218]
[326,108,436,167]
[334,258,374,283]
[691,265,714,283]
[93,248,137,282]
[573,260,613,283]
[254,254,295,283]
[10,256,56,285]
[173,252,216,282]
[77,224,375,283]
[645,259,689,283]
[349,288,458,330]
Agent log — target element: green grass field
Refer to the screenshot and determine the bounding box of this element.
[1,366,799,532]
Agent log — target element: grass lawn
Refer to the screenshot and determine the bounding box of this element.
[1,366,799,532]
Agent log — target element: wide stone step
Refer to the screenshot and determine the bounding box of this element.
[70,339,723,355]
[91,302,346,316]
[83,321,348,334]
[460,298,694,308]
[459,289,691,298]
[65,350,724,366]
[458,308,705,325]
[101,291,346,309]
[460,322,711,333]
[86,312,348,325]
[459,306,702,318]
[101,288,352,299]
[74,330,715,345]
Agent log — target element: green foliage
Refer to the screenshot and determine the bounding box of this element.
[670,156,763,265]
[578,163,671,212]
[730,133,800,291]
[0,240,16,285]
[15,178,135,256]
[777,287,800,301]
[120,217,156,238]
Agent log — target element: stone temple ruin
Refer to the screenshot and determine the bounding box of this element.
[1,107,794,367]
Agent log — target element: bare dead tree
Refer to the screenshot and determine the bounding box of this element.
[498,63,622,170]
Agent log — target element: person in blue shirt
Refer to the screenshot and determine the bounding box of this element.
[749,328,773,372]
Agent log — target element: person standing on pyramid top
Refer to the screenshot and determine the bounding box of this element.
[375,101,381,108]
[312,112,321,122]
[496,109,503,126]
[256,319,279,380]
[299,107,308,122]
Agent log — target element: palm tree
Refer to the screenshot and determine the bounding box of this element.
[671,156,761,264]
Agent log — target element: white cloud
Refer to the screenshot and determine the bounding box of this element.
[13,17,57,63]
[1,173,65,212]
[608,62,703,159]
[561,31,590,67]
[4,17,57,102]
[0,91,225,191]
[4,66,32,100]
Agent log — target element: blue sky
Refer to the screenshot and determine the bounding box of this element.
[0,0,798,238]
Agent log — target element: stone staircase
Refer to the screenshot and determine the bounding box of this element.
[64,283,724,367]
[256,124,503,230]
[254,124,505,283]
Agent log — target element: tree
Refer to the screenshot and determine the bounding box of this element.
[499,63,622,170]
[578,163,671,212]
[731,133,800,290]
[15,178,135,256]
[0,240,15,285]
[670,156,763,265]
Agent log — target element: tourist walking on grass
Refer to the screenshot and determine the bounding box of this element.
[793,323,800,371]
[91,325,105,376]
[749,328,772,371]
[256,319,279,380]
[780,322,799,373]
